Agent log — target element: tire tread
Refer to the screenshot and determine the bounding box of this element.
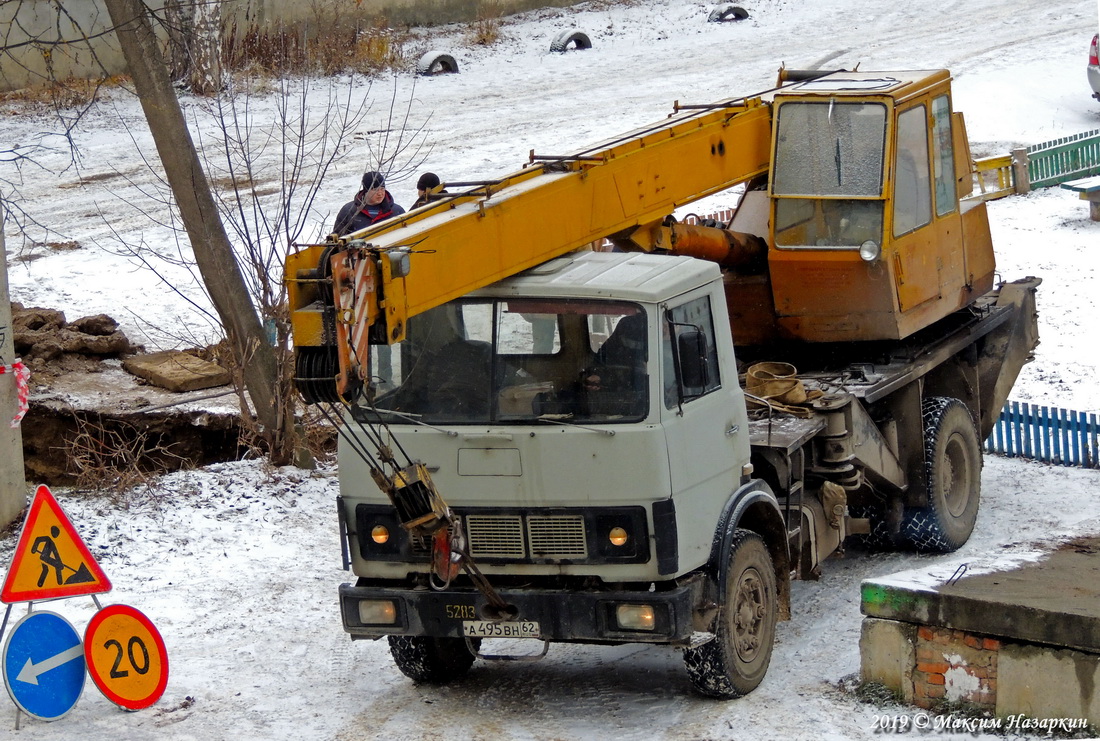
[899,397,981,553]
[388,635,477,683]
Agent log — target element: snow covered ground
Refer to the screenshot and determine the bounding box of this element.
[1,0,1100,738]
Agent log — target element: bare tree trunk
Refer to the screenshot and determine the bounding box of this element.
[164,0,222,95]
[103,0,295,463]
[191,0,222,95]
[164,0,194,83]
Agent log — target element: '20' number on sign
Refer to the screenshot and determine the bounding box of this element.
[104,636,150,678]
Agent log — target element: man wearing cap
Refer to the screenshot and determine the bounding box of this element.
[332,171,406,235]
[410,172,443,210]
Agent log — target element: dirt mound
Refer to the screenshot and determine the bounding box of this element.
[11,303,139,382]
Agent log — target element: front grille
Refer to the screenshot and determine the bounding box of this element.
[356,503,647,565]
[466,515,525,558]
[527,515,587,558]
[465,514,588,560]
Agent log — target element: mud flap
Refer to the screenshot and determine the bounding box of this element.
[977,276,1042,438]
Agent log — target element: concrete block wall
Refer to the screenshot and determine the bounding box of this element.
[998,643,1100,723]
[860,617,916,700]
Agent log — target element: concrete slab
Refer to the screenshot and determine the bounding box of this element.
[123,350,231,393]
[862,533,1100,654]
[861,531,1100,722]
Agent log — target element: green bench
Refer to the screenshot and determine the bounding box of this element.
[1060,175,1100,221]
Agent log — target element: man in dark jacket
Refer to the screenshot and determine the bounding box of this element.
[332,171,406,235]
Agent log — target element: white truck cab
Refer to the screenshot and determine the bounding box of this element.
[336,251,784,698]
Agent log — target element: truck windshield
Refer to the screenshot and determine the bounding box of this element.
[365,298,649,425]
[772,100,887,249]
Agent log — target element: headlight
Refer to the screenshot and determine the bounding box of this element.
[859,240,882,262]
[615,604,656,631]
[358,600,397,625]
[609,527,629,547]
[371,525,390,544]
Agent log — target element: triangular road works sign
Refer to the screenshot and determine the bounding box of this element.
[1,484,112,603]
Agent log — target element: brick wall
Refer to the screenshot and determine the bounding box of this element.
[914,625,1000,709]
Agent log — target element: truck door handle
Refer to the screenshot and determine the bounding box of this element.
[726,425,740,437]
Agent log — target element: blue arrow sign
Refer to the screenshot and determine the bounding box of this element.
[2,611,85,720]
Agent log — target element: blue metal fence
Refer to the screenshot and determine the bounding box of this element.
[984,401,1100,468]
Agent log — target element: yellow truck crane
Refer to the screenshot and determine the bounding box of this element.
[286,69,1039,698]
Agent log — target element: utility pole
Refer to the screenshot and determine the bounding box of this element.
[0,207,27,528]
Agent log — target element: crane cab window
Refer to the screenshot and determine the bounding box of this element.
[772,101,887,249]
[931,95,957,217]
[892,105,933,236]
[773,101,887,196]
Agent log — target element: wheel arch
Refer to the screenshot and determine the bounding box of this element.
[710,480,791,620]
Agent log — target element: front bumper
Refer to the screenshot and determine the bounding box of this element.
[340,574,707,645]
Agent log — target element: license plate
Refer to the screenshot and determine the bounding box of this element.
[462,620,541,638]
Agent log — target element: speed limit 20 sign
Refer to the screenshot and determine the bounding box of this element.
[83,604,168,710]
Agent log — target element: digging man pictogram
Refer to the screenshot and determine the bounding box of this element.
[31,526,94,587]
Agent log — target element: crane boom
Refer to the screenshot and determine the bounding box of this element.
[288,67,996,403]
[287,94,774,399]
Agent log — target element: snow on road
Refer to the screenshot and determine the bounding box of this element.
[3,456,1099,741]
[1,0,1100,738]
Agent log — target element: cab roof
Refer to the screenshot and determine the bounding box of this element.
[771,69,952,103]
[468,251,720,303]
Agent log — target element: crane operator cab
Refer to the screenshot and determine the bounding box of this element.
[735,69,996,344]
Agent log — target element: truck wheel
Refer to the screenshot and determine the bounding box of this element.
[684,529,776,698]
[387,635,479,683]
[900,397,982,553]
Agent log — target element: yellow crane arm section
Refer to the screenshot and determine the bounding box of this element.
[287,96,774,397]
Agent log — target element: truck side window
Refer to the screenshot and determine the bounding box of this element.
[893,105,932,237]
[664,296,721,408]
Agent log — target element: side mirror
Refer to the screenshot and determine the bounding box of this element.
[677,330,709,390]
